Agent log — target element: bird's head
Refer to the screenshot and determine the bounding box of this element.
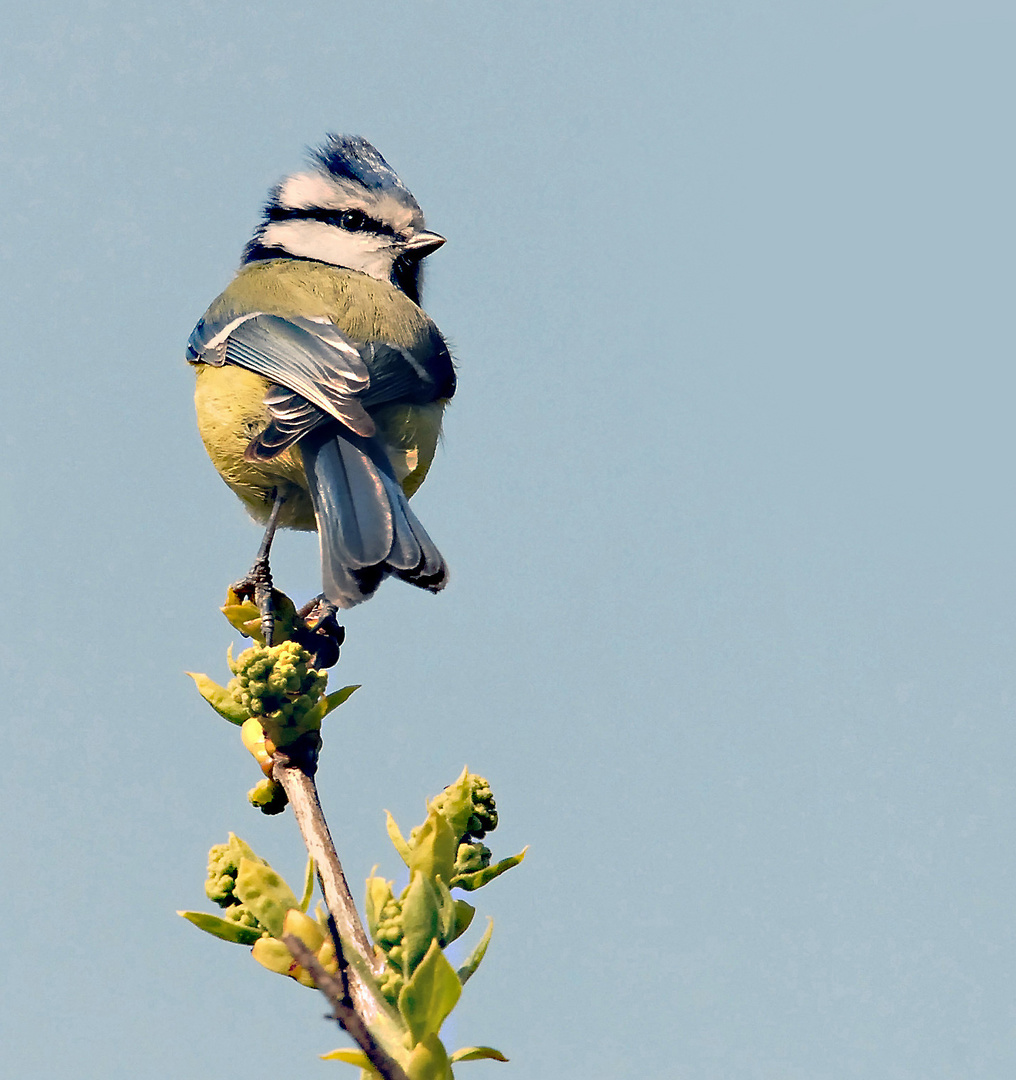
[243,134,445,304]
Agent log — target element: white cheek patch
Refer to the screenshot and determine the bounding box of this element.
[260,220,394,279]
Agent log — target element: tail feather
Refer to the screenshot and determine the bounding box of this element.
[302,430,448,608]
[390,494,447,584]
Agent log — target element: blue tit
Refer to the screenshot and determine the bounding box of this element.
[186,135,454,627]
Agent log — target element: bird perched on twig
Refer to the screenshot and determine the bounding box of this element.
[187,135,454,641]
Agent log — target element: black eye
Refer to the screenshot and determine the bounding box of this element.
[339,209,365,231]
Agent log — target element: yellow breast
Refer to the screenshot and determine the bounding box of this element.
[194,364,317,529]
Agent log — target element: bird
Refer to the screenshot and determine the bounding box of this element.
[186,135,454,643]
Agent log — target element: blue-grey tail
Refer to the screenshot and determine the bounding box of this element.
[301,430,447,608]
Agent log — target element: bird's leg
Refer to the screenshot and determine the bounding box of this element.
[233,488,287,646]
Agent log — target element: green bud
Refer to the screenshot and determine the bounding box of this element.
[248,778,288,815]
[223,641,328,749]
[424,770,499,845]
[378,967,405,1007]
[463,777,498,839]
[205,834,263,907]
[223,903,260,930]
[376,917,403,949]
[454,842,491,877]
[365,875,394,942]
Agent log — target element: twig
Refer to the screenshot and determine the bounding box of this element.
[283,933,411,1080]
[273,750,385,1021]
[271,753,376,962]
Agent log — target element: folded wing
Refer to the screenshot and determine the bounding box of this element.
[188,310,448,607]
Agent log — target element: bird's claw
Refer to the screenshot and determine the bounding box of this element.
[231,554,276,646]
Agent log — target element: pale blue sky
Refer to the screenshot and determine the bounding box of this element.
[4,2,1016,1077]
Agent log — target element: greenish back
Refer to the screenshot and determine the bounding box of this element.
[207,260,439,352]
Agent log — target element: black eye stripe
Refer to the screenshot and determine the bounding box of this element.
[266,205,396,237]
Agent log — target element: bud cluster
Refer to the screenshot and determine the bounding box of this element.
[204,834,270,937]
[372,893,408,1004]
[181,835,338,989]
[228,641,326,726]
[411,772,501,884]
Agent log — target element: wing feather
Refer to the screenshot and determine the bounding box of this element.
[187,305,451,606]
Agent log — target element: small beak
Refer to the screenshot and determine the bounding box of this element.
[404,230,447,258]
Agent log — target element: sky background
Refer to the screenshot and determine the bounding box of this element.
[3,2,1016,1077]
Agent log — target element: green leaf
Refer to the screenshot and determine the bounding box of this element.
[456,918,493,986]
[221,591,264,642]
[434,766,475,838]
[177,910,263,946]
[323,683,360,714]
[365,873,394,942]
[448,900,475,944]
[251,936,298,977]
[321,1048,376,1071]
[452,849,527,892]
[301,684,360,727]
[270,591,301,641]
[401,872,442,976]
[282,907,326,952]
[398,940,462,1044]
[225,833,261,864]
[407,809,458,885]
[386,811,413,866]
[313,900,331,934]
[299,856,316,912]
[406,1034,452,1080]
[449,1047,509,1064]
[185,671,247,725]
[234,857,299,938]
[434,875,457,945]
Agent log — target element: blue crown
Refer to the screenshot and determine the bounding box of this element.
[310,134,407,192]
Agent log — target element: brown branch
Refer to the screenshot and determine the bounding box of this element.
[272,749,385,1023]
[283,933,411,1080]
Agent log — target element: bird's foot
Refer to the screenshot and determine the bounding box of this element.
[296,596,345,670]
[231,554,276,645]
